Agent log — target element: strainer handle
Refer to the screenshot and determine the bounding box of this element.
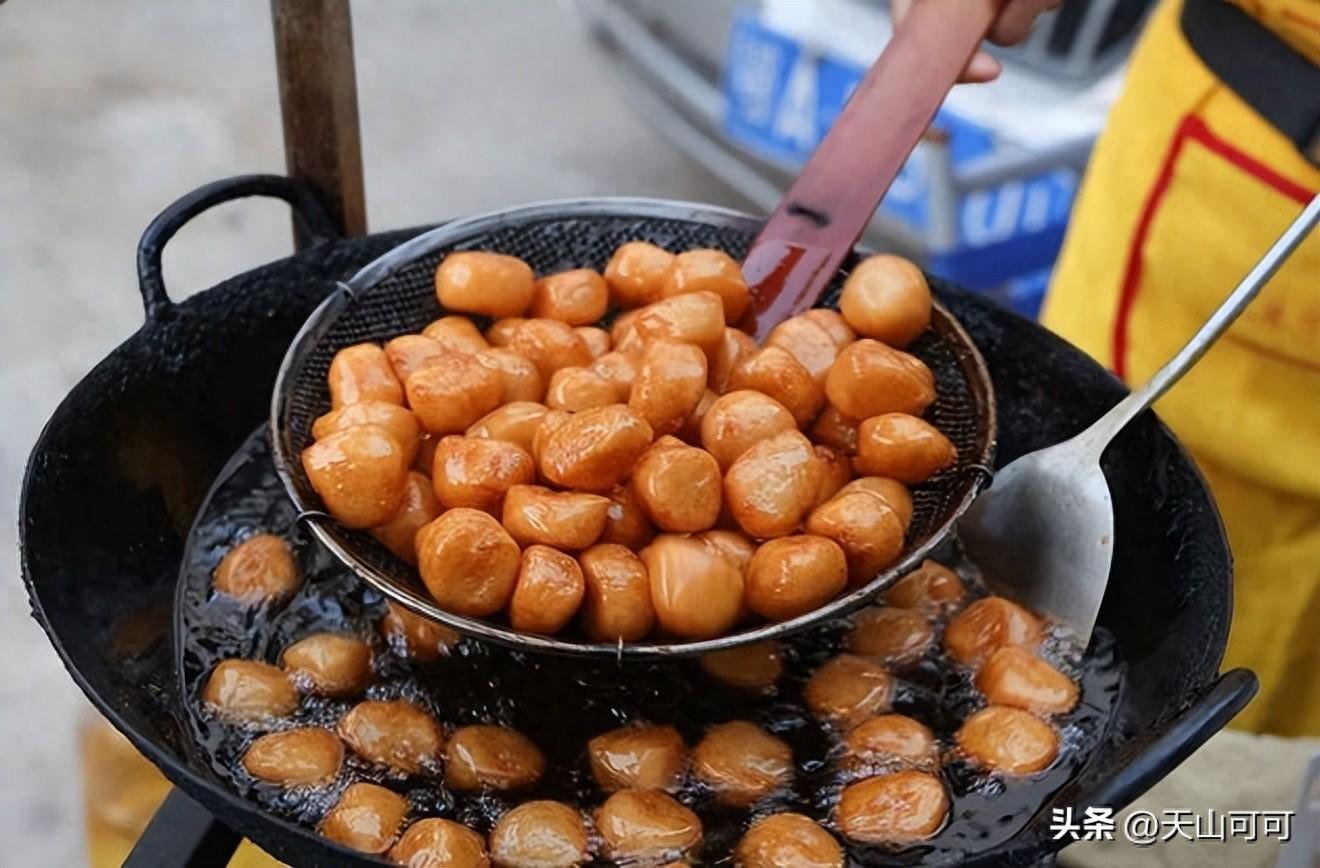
[136,174,341,322]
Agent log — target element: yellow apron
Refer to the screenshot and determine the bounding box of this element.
[1042,0,1320,735]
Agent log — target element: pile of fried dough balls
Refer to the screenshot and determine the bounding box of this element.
[301,243,957,641]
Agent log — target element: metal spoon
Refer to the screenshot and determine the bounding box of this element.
[958,194,1320,645]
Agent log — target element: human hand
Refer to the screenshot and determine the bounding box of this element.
[891,0,1062,82]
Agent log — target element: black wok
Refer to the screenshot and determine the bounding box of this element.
[19,175,1256,866]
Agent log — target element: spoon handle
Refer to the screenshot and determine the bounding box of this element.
[1075,193,1320,459]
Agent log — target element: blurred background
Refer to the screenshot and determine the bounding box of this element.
[0,1,1312,866]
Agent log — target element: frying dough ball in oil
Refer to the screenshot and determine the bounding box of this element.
[203,660,298,722]
[943,596,1044,665]
[728,346,824,427]
[281,632,373,698]
[588,723,688,792]
[975,646,1079,714]
[416,509,521,617]
[630,439,722,533]
[241,727,343,787]
[490,801,590,868]
[337,699,445,774]
[530,267,609,325]
[445,725,546,792]
[312,400,422,466]
[642,535,744,639]
[596,789,703,863]
[578,544,656,642]
[955,705,1059,774]
[836,770,948,844]
[502,485,611,550]
[370,471,441,564]
[744,535,848,622]
[328,343,404,408]
[431,435,535,512]
[389,818,488,868]
[692,721,793,807]
[700,391,797,471]
[405,352,503,435]
[842,714,939,773]
[839,254,932,347]
[213,533,299,605]
[661,248,750,324]
[378,600,460,663]
[630,339,708,437]
[846,607,934,668]
[509,545,586,635]
[724,430,821,539]
[882,559,965,612]
[302,424,410,529]
[854,413,957,484]
[319,782,409,854]
[466,401,550,456]
[604,241,676,308]
[539,404,654,491]
[435,251,535,318]
[803,654,893,728]
[421,316,491,355]
[700,641,783,691]
[735,813,844,868]
[825,340,935,421]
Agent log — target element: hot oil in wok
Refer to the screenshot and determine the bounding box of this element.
[177,432,1122,864]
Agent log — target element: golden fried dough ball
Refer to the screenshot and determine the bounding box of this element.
[846,607,934,668]
[329,343,404,408]
[282,633,373,698]
[813,445,853,507]
[421,316,491,355]
[700,641,783,691]
[596,789,703,863]
[435,251,535,318]
[766,314,844,383]
[545,366,618,412]
[943,596,1044,665]
[630,339,708,437]
[588,724,687,792]
[854,413,957,484]
[416,509,521,616]
[320,782,409,854]
[475,348,545,404]
[378,600,460,663]
[203,660,298,721]
[642,535,744,639]
[661,249,750,324]
[698,529,756,575]
[531,409,572,467]
[313,401,422,466]
[610,309,644,355]
[839,255,932,347]
[692,721,793,806]
[539,404,654,491]
[825,340,935,421]
[803,654,893,727]
[577,326,612,359]
[431,435,535,513]
[502,485,611,550]
[805,486,905,585]
[589,351,637,402]
[745,535,848,622]
[700,391,797,471]
[466,401,549,456]
[724,430,821,538]
[728,346,824,427]
[842,714,938,772]
[975,647,1078,714]
[882,559,964,612]
[487,317,526,347]
[445,725,545,792]
[836,770,948,844]
[490,801,589,868]
[955,705,1059,774]
[383,334,452,386]
[507,319,594,381]
[810,405,860,455]
[530,267,609,325]
[405,353,503,435]
[597,484,655,549]
[709,327,758,393]
[735,813,844,868]
[604,241,675,308]
[509,545,586,635]
[801,309,856,347]
[677,388,718,445]
[578,544,656,642]
[241,728,343,787]
[630,439,722,533]
[390,818,489,868]
[213,533,299,604]
[338,699,445,774]
[371,472,442,564]
[302,424,410,528]
[634,290,726,360]
[839,477,913,528]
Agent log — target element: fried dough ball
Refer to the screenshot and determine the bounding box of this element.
[634,290,726,360]
[313,400,422,466]
[846,607,934,668]
[531,409,573,466]
[803,655,893,728]
[329,343,404,408]
[320,782,409,854]
[700,391,797,471]
[213,533,299,604]
[431,435,535,512]
[744,535,847,622]
[825,340,935,421]
[590,351,637,402]
[445,725,545,792]
[577,326,612,359]
[507,319,594,381]
[882,559,965,612]
[203,660,298,722]
[698,529,756,575]
[943,596,1044,665]
[839,477,913,528]
[282,633,373,698]
[692,721,793,806]
[241,728,343,787]
[509,545,586,635]
[802,309,856,346]
[766,314,844,383]
[416,509,521,616]
[841,714,939,772]
[578,544,656,642]
[435,251,535,318]
[677,388,718,445]
[371,471,442,564]
[630,439,722,533]
[700,641,783,691]
[710,327,758,393]
[810,405,860,455]
[539,404,654,491]
[487,317,526,347]
[805,486,906,585]
[661,248,750,323]
[839,254,932,347]
[405,353,503,435]
[390,818,489,868]
[588,724,687,792]
[642,535,744,639]
[836,770,948,844]
[735,813,844,868]
[502,485,611,550]
[728,346,824,426]
[724,430,821,538]
[466,401,550,456]
[975,647,1079,714]
[955,706,1059,774]
[421,316,491,356]
[546,366,617,412]
[530,268,609,325]
[813,445,853,507]
[610,309,645,356]
[604,241,675,308]
[630,339,708,437]
[490,801,590,868]
[596,789,703,863]
[854,413,957,484]
[475,348,545,404]
[302,424,410,528]
[338,700,445,774]
[599,484,656,549]
[378,601,460,663]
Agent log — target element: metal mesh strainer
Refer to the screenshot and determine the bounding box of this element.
[271,198,996,658]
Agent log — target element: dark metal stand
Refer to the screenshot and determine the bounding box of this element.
[123,789,243,868]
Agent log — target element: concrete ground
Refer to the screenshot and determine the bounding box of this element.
[0,2,1312,867]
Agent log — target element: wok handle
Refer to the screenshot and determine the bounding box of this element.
[124,788,240,868]
[136,174,341,322]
